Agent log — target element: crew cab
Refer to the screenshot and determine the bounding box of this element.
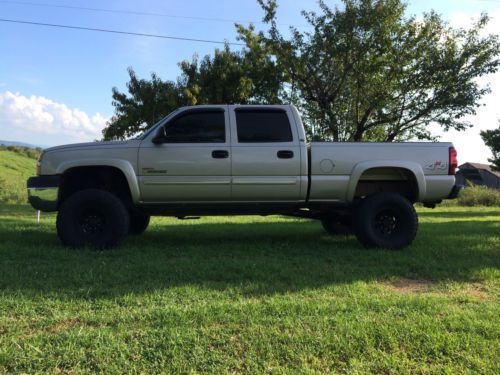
[27,104,461,249]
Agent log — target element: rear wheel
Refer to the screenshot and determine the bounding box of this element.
[56,189,130,249]
[353,192,418,250]
[129,213,150,235]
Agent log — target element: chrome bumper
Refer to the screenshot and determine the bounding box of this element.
[27,176,60,212]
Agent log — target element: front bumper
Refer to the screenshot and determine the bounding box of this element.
[447,184,463,200]
[27,175,60,212]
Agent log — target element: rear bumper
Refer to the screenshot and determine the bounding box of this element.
[447,184,463,200]
[27,175,60,212]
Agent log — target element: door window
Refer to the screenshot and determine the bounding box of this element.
[236,109,293,143]
[164,110,225,143]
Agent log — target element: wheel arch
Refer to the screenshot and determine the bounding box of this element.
[57,160,140,205]
[346,161,426,203]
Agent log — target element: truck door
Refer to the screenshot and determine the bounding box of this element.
[229,106,303,202]
[138,107,231,202]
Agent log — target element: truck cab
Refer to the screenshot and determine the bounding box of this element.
[137,105,308,204]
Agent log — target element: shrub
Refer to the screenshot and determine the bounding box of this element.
[0,176,26,204]
[0,145,41,160]
[457,185,500,207]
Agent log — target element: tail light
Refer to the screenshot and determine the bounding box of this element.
[449,147,458,175]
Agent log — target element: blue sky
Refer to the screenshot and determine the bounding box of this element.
[0,0,499,162]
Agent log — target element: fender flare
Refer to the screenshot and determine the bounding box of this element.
[345,160,426,202]
[56,159,141,204]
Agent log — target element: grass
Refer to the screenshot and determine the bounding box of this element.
[0,205,499,373]
[0,150,36,203]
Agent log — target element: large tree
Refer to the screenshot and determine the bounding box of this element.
[103,40,284,140]
[180,41,284,105]
[241,0,500,141]
[103,68,188,140]
[481,122,500,170]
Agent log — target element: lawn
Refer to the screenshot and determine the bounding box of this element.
[0,150,36,203]
[0,205,498,373]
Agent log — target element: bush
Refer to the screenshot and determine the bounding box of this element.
[457,185,500,207]
[0,145,41,160]
[0,176,26,204]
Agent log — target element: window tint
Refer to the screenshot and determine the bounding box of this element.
[164,111,225,143]
[236,110,293,143]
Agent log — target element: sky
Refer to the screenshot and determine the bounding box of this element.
[0,0,499,164]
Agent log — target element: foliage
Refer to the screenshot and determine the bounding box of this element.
[0,205,499,373]
[480,121,500,170]
[102,68,189,140]
[457,184,500,206]
[241,0,500,141]
[103,0,499,142]
[0,150,37,203]
[103,41,284,140]
[179,41,284,105]
[0,145,41,160]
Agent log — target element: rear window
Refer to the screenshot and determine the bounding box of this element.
[236,110,293,143]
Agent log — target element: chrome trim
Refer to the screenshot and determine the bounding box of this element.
[232,177,298,185]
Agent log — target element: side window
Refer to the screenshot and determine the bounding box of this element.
[236,110,293,143]
[164,111,225,143]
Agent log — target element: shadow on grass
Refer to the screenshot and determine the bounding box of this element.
[0,216,498,299]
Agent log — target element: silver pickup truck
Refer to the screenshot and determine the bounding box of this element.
[27,104,460,249]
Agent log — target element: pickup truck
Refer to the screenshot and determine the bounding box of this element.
[27,104,460,250]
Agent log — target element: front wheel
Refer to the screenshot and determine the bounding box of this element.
[129,213,150,235]
[56,189,130,249]
[353,192,418,250]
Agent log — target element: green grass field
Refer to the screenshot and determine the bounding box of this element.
[0,204,498,373]
[0,150,36,203]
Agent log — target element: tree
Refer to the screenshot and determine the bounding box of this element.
[241,0,500,141]
[103,41,284,140]
[103,68,187,140]
[179,41,284,105]
[481,122,500,170]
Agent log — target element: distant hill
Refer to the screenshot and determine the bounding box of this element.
[0,140,45,149]
[0,149,37,204]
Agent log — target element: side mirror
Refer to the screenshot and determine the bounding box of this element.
[152,126,167,144]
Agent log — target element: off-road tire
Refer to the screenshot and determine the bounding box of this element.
[56,189,130,249]
[129,213,150,235]
[353,192,418,250]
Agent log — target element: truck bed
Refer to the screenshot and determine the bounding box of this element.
[308,142,455,203]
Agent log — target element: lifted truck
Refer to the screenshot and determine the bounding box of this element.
[27,105,461,249]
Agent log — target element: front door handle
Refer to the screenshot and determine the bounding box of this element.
[212,150,229,159]
[277,150,294,159]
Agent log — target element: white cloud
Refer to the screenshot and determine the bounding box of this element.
[0,91,108,146]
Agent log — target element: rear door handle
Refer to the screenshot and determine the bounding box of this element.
[212,150,229,159]
[277,150,294,159]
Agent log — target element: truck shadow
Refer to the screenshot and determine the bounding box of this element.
[0,217,498,299]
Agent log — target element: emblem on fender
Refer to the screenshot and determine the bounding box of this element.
[425,161,448,170]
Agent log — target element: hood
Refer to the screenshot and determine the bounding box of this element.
[43,140,131,153]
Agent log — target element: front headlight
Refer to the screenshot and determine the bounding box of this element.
[36,151,45,176]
